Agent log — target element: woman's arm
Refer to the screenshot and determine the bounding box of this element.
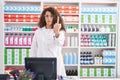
[53,30,65,46]
[53,17,65,46]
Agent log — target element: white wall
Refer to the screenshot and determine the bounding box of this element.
[0,0,4,74]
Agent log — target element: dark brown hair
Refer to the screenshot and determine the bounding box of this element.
[38,7,66,31]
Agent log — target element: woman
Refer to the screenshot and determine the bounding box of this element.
[30,7,66,77]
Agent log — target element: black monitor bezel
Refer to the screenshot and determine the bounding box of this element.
[25,57,57,80]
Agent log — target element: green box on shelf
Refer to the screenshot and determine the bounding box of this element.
[4,48,7,64]
[12,49,15,64]
[80,68,83,76]
[19,49,22,64]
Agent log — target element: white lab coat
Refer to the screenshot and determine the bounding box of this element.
[30,27,66,76]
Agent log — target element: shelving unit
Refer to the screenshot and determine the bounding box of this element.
[3,0,41,74]
[0,0,120,78]
[80,1,118,78]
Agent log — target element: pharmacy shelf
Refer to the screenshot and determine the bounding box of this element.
[81,32,116,34]
[81,23,117,25]
[5,64,24,66]
[4,0,42,2]
[66,32,79,34]
[60,13,78,16]
[62,46,78,48]
[4,31,35,34]
[80,47,116,49]
[5,46,31,48]
[80,1,118,78]
[64,76,79,79]
[4,22,38,24]
[81,0,118,4]
[3,2,40,63]
[65,23,79,24]
[80,77,115,78]
[4,22,79,25]
[80,64,115,67]
[4,12,41,14]
[65,64,78,66]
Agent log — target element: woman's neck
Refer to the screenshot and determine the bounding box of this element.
[46,25,52,29]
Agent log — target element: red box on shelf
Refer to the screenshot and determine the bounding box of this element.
[33,27,38,31]
[18,18,24,22]
[15,19,19,22]
[44,5,53,9]
[53,6,58,9]
[64,10,71,13]
[11,14,16,18]
[25,14,31,18]
[8,19,12,22]
[22,14,26,18]
[32,14,40,18]
[71,6,79,10]
[57,5,62,9]
[71,10,79,13]
[32,18,39,22]
[4,18,8,22]
[26,18,31,22]
[7,14,12,18]
[4,14,9,18]
[64,6,70,10]
[18,14,23,18]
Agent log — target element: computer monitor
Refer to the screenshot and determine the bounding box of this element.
[25,57,57,80]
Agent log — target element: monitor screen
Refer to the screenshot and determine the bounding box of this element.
[25,57,57,80]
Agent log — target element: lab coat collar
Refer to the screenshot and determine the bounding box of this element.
[41,26,53,30]
[41,27,46,29]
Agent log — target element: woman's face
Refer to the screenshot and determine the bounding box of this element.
[45,11,53,27]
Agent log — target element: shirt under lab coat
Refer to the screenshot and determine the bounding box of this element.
[30,27,66,76]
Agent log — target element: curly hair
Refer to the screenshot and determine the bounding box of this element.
[38,7,66,31]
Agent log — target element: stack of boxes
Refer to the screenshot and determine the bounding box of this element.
[4,48,30,65]
[80,68,116,77]
[44,5,79,23]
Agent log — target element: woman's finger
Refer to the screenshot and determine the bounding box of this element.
[57,16,59,24]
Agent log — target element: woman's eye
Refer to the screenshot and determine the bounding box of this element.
[45,15,49,17]
[45,15,53,18]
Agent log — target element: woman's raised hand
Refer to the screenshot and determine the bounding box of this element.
[53,17,61,38]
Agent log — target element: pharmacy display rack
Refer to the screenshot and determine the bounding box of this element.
[0,0,120,79]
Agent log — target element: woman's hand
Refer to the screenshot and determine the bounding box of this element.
[53,17,61,38]
[58,75,63,80]
[58,75,60,80]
